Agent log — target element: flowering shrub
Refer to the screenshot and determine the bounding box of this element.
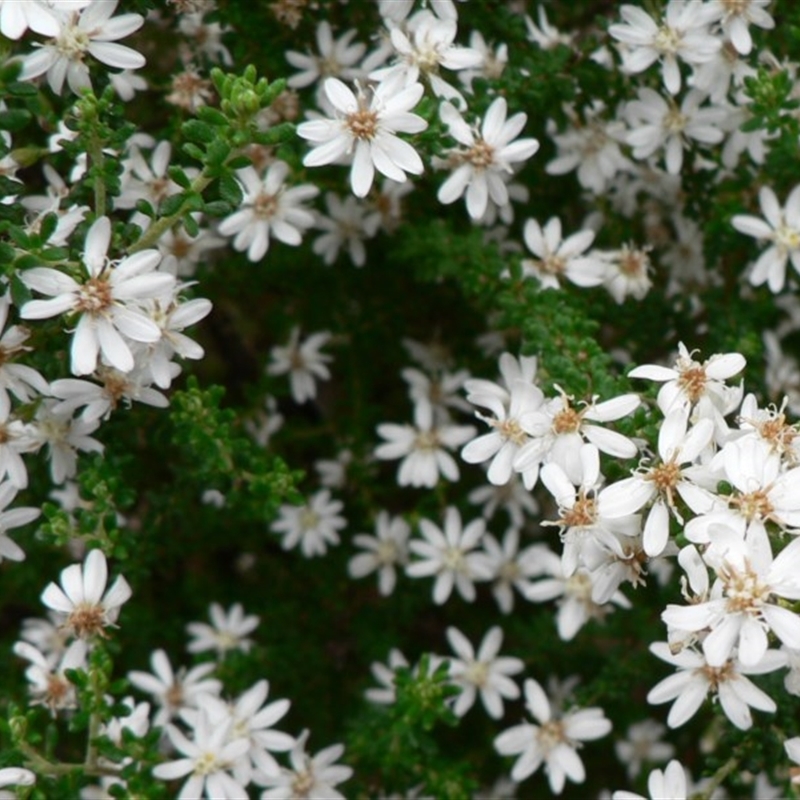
[3,1,800,798]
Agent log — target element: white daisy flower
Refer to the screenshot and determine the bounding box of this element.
[312,191,381,267]
[21,216,174,376]
[196,679,294,785]
[128,649,222,727]
[371,10,482,108]
[406,506,493,604]
[494,677,611,793]
[647,641,785,730]
[267,327,332,404]
[186,602,260,658]
[614,720,674,781]
[732,184,800,293]
[612,759,687,800]
[152,709,249,800]
[298,75,427,198]
[624,88,727,176]
[270,489,346,558]
[20,0,146,95]
[609,2,720,95]
[14,638,88,714]
[286,21,366,90]
[218,162,319,262]
[348,511,410,596]
[445,625,523,719]
[662,523,800,668]
[436,97,539,221]
[705,0,775,55]
[375,399,475,488]
[629,342,745,442]
[40,548,132,639]
[597,409,715,558]
[256,729,353,800]
[521,216,606,289]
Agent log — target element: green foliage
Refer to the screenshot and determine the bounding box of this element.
[347,655,478,799]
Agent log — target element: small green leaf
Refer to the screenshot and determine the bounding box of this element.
[9,272,31,306]
[197,106,227,127]
[182,142,205,162]
[218,174,243,207]
[40,247,69,262]
[203,200,232,217]
[182,119,216,144]
[135,199,155,218]
[0,109,31,131]
[226,155,251,170]
[183,212,200,237]
[205,138,231,168]
[168,165,192,189]
[159,192,187,217]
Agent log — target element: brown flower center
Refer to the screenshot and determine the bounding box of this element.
[561,494,597,527]
[67,603,107,639]
[77,277,113,315]
[676,365,707,403]
[346,108,379,141]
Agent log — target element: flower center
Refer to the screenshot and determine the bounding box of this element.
[619,247,650,277]
[552,406,582,434]
[442,546,467,574]
[253,191,280,219]
[676,365,707,403]
[194,752,220,777]
[376,538,399,565]
[299,509,320,530]
[757,413,798,457]
[663,108,688,134]
[414,429,441,451]
[464,660,490,688]
[540,254,567,275]
[165,681,184,710]
[561,494,597,527]
[346,108,379,141]
[466,139,495,170]
[169,234,194,259]
[213,631,238,654]
[719,561,770,614]
[101,370,131,407]
[77,277,113,315]
[565,570,593,600]
[775,223,800,252]
[36,416,70,444]
[498,559,521,583]
[46,674,72,708]
[55,25,91,61]
[700,660,735,689]
[489,417,527,446]
[722,0,749,15]
[67,603,107,639]
[654,25,681,55]
[729,489,774,522]
[291,769,315,798]
[537,720,567,752]
[414,44,443,74]
[645,460,682,494]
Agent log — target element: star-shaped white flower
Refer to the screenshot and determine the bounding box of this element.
[298,75,427,198]
[41,549,132,639]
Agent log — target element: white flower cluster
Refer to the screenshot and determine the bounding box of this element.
[6,0,800,797]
